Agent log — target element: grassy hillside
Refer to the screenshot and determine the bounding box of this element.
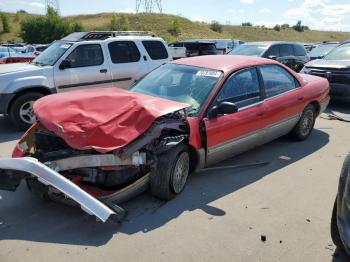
[1,12,350,43]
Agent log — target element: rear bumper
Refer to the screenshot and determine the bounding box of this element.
[0,93,15,114]
[0,157,121,222]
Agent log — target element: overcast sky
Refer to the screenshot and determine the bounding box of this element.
[0,0,350,31]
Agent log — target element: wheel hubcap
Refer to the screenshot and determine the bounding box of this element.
[300,110,314,136]
[19,101,36,125]
[171,152,190,194]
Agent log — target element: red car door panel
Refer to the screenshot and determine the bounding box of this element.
[203,67,267,166]
[205,103,267,166]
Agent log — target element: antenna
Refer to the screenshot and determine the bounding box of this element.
[136,0,162,13]
[45,0,61,15]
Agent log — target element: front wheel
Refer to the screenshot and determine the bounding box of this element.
[150,144,190,201]
[9,92,44,130]
[290,104,316,141]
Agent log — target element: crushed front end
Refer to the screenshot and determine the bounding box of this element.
[0,109,190,222]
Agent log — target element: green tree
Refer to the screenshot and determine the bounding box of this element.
[110,13,119,30]
[20,7,83,43]
[273,24,281,31]
[281,23,290,30]
[169,18,181,36]
[118,15,130,31]
[210,20,222,33]
[292,20,309,32]
[242,22,253,26]
[0,12,11,33]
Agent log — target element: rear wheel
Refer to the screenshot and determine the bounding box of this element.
[150,144,190,200]
[290,104,316,141]
[9,92,44,130]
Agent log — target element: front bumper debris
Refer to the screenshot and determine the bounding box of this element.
[0,157,125,222]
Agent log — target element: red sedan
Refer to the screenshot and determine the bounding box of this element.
[0,55,330,222]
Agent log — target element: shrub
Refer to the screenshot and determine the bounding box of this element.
[281,24,290,30]
[20,7,84,43]
[109,14,130,31]
[292,20,309,32]
[0,12,10,33]
[210,20,222,33]
[169,18,181,36]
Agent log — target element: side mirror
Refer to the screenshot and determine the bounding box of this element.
[268,55,277,60]
[59,59,71,70]
[208,101,239,118]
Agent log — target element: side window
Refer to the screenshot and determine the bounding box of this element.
[67,44,104,68]
[280,44,294,57]
[294,44,307,56]
[217,68,261,108]
[259,65,298,98]
[142,40,169,60]
[108,41,140,64]
[265,45,280,57]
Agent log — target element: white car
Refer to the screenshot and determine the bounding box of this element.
[0,31,172,129]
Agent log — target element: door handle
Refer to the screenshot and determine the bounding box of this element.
[100,69,108,73]
[257,112,264,116]
[298,96,304,101]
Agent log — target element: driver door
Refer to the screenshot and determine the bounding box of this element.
[54,44,112,92]
[204,67,267,166]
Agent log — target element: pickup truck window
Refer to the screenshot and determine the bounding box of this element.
[259,65,298,98]
[32,41,72,66]
[67,44,103,68]
[142,40,169,60]
[108,41,140,64]
[217,68,261,108]
[280,44,294,57]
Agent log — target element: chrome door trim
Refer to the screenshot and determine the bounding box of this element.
[206,114,301,166]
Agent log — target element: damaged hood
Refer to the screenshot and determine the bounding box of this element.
[34,88,189,153]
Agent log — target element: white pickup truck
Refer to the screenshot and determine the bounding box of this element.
[0,31,172,129]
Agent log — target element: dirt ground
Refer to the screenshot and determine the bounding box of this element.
[0,102,349,262]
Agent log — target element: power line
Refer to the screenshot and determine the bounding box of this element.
[136,0,162,13]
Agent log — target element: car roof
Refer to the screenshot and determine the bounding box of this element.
[246,41,302,46]
[172,55,276,74]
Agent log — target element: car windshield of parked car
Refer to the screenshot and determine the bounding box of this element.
[229,44,269,56]
[130,64,222,116]
[309,44,339,58]
[324,43,350,60]
[31,41,72,66]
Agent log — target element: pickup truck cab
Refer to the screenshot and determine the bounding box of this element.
[0,31,172,129]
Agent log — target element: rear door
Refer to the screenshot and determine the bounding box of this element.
[141,40,171,70]
[258,64,305,141]
[54,43,112,92]
[107,40,148,89]
[204,67,267,166]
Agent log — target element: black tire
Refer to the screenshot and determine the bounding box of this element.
[290,104,316,141]
[331,197,345,250]
[9,92,44,130]
[150,144,190,201]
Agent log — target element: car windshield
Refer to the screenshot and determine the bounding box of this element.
[228,44,268,56]
[130,64,222,116]
[309,44,339,58]
[31,41,72,66]
[324,43,350,60]
[0,47,16,53]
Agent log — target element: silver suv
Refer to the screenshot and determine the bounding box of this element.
[0,31,172,129]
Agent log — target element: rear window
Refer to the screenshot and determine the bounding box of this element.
[293,44,307,56]
[280,44,294,56]
[108,41,140,64]
[142,40,168,60]
[200,43,216,50]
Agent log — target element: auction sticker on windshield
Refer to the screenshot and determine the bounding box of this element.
[196,71,221,78]
[60,44,71,49]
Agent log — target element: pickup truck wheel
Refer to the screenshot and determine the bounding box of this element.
[150,144,190,201]
[9,92,44,130]
[331,197,345,250]
[290,104,316,141]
